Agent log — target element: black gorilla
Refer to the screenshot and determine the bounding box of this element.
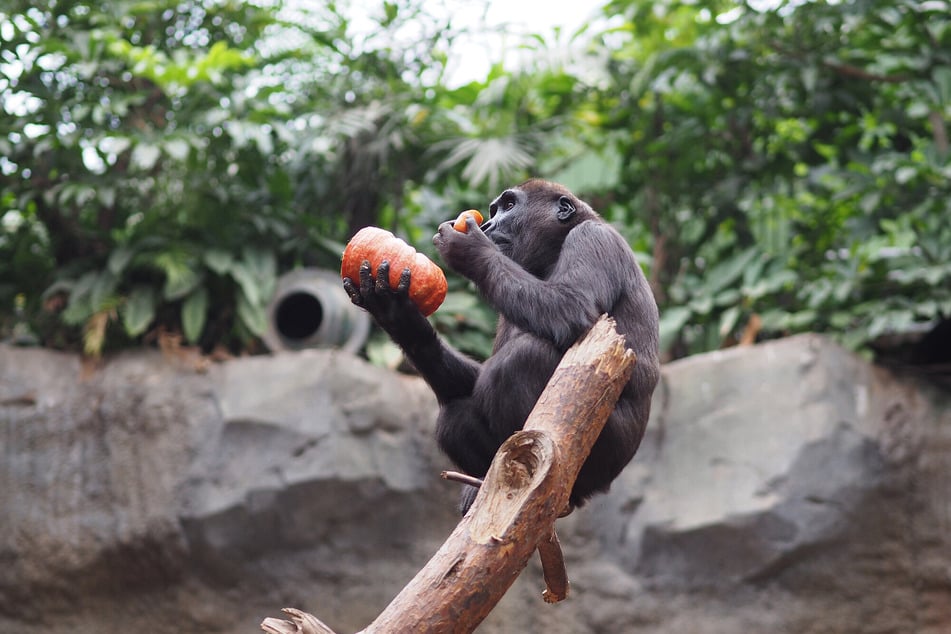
[344,179,660,513]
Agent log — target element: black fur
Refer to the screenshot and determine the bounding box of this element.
[344,180,660,513]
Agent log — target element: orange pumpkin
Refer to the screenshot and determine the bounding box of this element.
[341,227,448,316]
[453,209,484,233]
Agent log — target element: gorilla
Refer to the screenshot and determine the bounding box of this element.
[344,179,660,513]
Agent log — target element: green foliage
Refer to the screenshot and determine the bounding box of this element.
[594,0,951,356]
[0,0,485,355]
[0,0,291,354]
[2,0,949,361]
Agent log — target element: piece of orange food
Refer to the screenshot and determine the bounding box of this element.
[340,227,448,316]
[453,209,484,233]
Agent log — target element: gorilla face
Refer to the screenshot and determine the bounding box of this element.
[481,182,583,278]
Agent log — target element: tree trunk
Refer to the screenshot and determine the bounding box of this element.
[261,314,636,634]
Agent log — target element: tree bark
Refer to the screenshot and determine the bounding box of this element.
[262,609,339,634]
[261,314,636,634]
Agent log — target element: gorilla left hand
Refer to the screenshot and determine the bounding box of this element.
[432,216,496,280]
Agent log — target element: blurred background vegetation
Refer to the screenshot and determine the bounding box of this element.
[1,0,949,363]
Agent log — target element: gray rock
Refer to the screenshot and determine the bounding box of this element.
[575,334,951,632]
[0,346,456,633]
[1,334,949,634]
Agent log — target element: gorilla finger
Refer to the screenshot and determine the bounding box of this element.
[397,267,411,293]
[342,278,362,305]
[358,260,374,289]
[376,260,391,292]
[433,221,454,245]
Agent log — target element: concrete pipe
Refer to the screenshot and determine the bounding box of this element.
[262,268,370,354]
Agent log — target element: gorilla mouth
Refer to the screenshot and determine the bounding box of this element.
[488,233,511,248]
[491,237,513,255]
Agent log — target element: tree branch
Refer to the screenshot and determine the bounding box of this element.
[261,315,636,634]
[440,470,484,489]
[769,41,911,84]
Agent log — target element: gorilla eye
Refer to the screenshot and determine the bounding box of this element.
[490,191,518,217]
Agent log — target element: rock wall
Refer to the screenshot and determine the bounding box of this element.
[1,334,949,633]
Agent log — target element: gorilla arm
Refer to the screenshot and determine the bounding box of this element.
[343,259,480,404]
[434,219,625,351]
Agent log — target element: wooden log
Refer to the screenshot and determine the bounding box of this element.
[262,314,636,634]
[360,314,634,632]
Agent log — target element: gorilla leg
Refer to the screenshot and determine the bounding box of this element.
[435,398,498,479]
[436,399,502,514]
[571,399,645,507]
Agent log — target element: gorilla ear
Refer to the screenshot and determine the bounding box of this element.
[556,196,576,222]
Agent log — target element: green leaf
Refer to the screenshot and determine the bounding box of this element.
[758,309,790,332]
[62,300,92,326]
[659,306,692,352]
[382,1,398,25]
[236,289,267,336]
[123,286,157,336]
[549,147,622,193]
[714,288,741,306]
[745,270,797,299]
[366,337,403,369]
[181,287,209,343]
[108,246,135,275]
[718,305,741,338]
[933,66,951,104]
[785,310,818,330]
[165,268,202,300]
[703,247,759,295]
[59,273,95,325]
[241,247,277,283]
[155,253,202,300]
[231,248,277,306]
[204,249,234,275]
[688,295,714,315]
[230,262,260,306]
[89,270,118,311]
[895,166,917,184]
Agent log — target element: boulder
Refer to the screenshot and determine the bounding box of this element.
[0,334,948,633]
[571,334,951,633]
[0,346,455,633]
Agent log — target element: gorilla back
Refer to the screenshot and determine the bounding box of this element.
[344,180,660,513]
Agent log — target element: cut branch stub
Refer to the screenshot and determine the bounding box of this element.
[262,608,339,634]
[538,527,569,603]
[468,431,556,544]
